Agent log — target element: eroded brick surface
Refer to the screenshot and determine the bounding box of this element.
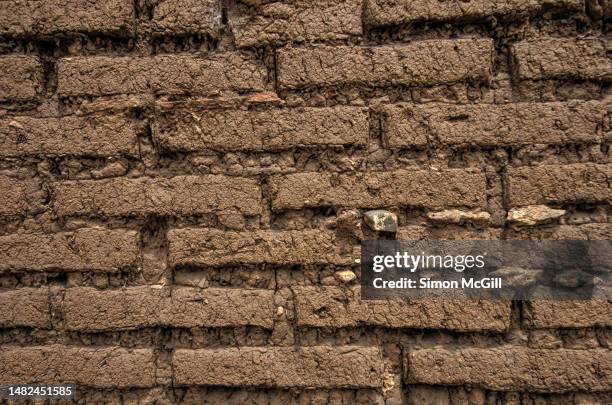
[168,229,346,266]
[270,169,487,210]
[383,101,604,148]
[154,106,368,152]
[365,0,583,27]
[277,39,494,89]
[230,0,363,47]
[0,229,139,272]
[0,115,140,157]
[0,176,26,216]
[0,0,134,38]
[173,346,384,388]
[53,175,262,217]
[150,0,221,37]
[294,286,510,331]
[407,347,612,392]
[57,54,267,97]
[0,288,51,328]
[512,38,612,81]
[0,345,156,388]
[0,55,43,101]
[62,286,275,331]
[525,301,612,328]
[507,164,612,206]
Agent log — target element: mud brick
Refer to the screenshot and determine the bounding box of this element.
[0,229,139,272]
[525,301,612,328]
[168,228,346,266]
[0,55,43,101]
[407,347,612,392]
[383,101,604,148]
[507,164,612,206]
[0,0,134,38]
[365,0,582,27]
[153,106,368,152]
[0,176,27,216]
[512,38,612,81]
[277,39,494,89]
[173,346,384,388]
[293,286,510,331]
[230,0,362,47]
[62,286,274,331]
[0,288,50,328]
[0,115,140,157]
[151,0,221,37]
[270,169,486,210]
[57,54,267,97]
[0,345,156,388]
[52,175,262,217]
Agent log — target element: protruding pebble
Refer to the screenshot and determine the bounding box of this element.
[276,306,285,317]
[335,270,356,283]
[364,210,397,232]
[427,209,491,225]
[508,205,566,226]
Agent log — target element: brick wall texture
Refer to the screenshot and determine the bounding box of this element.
[0,1,611,404]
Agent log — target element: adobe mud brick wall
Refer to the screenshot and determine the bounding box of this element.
[0,0,610,404]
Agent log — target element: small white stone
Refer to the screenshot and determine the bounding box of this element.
[335,270,356,283]
[508,205,566,226]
